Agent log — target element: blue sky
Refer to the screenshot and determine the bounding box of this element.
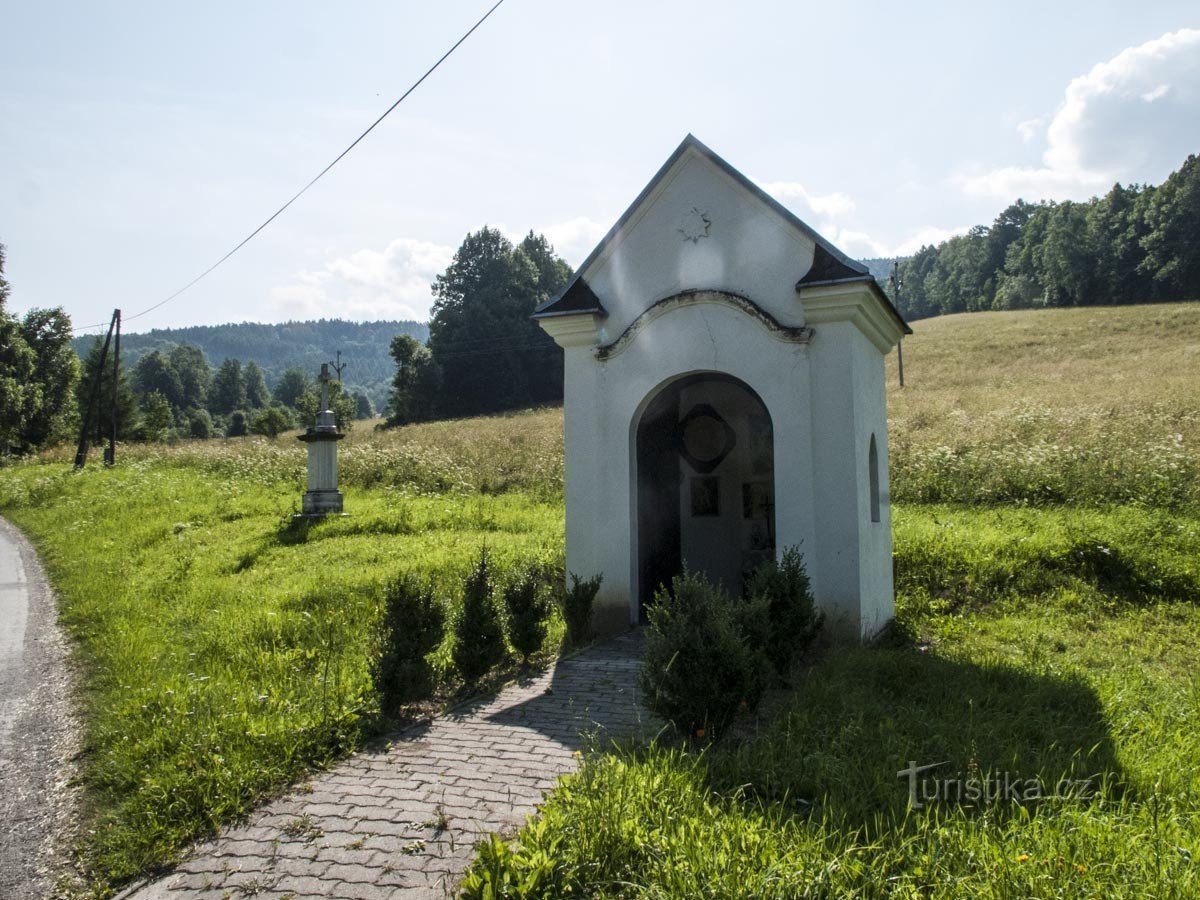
[2,1,1197,332]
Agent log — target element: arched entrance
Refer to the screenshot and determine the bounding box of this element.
[635,373,775,618]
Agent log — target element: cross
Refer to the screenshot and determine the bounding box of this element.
[318,362,332,411]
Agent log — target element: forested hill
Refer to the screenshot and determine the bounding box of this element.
[864,152,1200,321]
[73,319,427,406]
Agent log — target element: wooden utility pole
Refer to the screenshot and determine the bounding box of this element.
[890,261,906,388]
[329,350,346,381]
[74,309,120,469]
[104,309,122,466]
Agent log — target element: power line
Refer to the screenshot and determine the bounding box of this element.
[73,0,508,334]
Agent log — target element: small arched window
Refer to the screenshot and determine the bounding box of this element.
[868,433,881,523]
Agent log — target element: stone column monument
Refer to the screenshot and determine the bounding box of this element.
[297,363,345,516]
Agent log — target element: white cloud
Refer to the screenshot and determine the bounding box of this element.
[821,224,971,259]
[268,237,454,322]
[1016,116,1047,143]
[756,179,858,219]
[959,27,1200,201]
[539,216,610,265]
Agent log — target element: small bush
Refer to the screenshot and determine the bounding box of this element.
[560,573,601,647]
[373,574,445,716]
[747,546,822,678]
[252,406,293,439]
[452,547,507,682]
[503,567,549,662]
[226,410,249,437]
[639,570,769,738]
[186,408,213,439]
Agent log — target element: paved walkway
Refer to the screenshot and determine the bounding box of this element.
[126,631,649,900]
[0,517,79,900]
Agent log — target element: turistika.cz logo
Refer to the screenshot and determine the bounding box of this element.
[897,760,1095,809]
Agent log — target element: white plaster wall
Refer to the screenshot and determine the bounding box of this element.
[805,320,864,635]
[584,150,817,342]
[851,331,896,636]
[561,299,817,633]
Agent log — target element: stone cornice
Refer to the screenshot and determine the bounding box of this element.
[593,290,814,361]
[537,312,603,349]
[798,282,906,353]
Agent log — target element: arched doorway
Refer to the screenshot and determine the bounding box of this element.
[635,373,775,618]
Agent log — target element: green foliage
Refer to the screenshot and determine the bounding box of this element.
[250,405,292,439]
[452,547,507,682]
[167,344,211,410]
[296,381,356,431]
[427,228,570,418]
[226,409,249,437]
[0,247,77,454]
[373,574,445,716]
[132,349,184,408]
[76,319,426,415]
[352,390,374,420]
[210,358,246,415]
[502,566,549,662]
[272,366,312,409]
[137,391,174,442]
[17,306,78,448]
[186,407,213,439]
[385,334,441,425]
[74,335,139,443]
[884,154,1200,319]
[243,360,270,409]
[639,570,768,738]
[746,546,821,678]
[559,572,600,648]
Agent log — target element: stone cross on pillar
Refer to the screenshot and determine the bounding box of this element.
[297,362,345,516]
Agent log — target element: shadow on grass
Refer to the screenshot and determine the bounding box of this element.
[896,526,1200,612]
[709,636,1129,828]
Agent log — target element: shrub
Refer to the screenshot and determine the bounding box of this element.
[560,573,601,648]
[186,408,213,439]
[252,406,292,439]
[503,566,549,662]
[639,570,769,738]
[747,546,822,678]
[373,574,445,717]
[226,410,249,437]
[452,547,506,682]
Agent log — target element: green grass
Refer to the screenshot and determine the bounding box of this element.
[0,460,563,888]
[463,504,1200,898]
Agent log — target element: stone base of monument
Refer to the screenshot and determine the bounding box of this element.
[296,407,346,518]
[298,489,345,517]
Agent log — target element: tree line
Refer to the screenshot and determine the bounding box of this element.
[887,153,1200,319]
[77,318,426,413]
[76,340,369,443]
[0,245,77,454]
[385,228,572,425]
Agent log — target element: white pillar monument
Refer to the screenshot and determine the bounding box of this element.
[297,363,345,516]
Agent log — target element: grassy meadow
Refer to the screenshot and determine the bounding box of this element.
[1,301,1199,896]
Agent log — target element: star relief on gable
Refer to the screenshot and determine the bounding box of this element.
[677,207,712,243]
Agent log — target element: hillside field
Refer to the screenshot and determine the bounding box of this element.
[2,301,1199,896]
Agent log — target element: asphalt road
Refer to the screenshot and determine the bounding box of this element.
[0,517,77,899]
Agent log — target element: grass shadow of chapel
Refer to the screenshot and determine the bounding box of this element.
[709,640,1130,829]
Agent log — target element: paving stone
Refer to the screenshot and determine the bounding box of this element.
[128,631,648,898]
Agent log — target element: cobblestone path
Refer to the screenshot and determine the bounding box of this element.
[123,631,648,900]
